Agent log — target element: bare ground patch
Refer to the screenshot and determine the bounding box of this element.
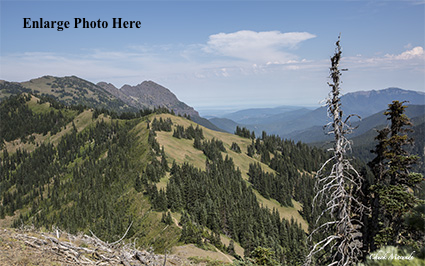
[0,227,194,266]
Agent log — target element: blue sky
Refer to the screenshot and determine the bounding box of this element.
[1,0,424,114]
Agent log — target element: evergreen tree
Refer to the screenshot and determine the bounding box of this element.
[193,135,202,150]
[230,142,241,153]
[250,247,279,266]
[227,239,236,256]
[160,146,169,171]
[161,211,173,225]
[367,101,424,250]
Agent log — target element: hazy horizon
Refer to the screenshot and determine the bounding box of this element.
[2,74,423,117]
[1,0,424,111]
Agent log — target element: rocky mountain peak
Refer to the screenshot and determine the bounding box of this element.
[117,81,199,117]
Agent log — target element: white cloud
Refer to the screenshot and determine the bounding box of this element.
[346,46,425,72]
[203,30,316,63]
[388,46,424,60]
[2,37,422,110]
[0,30,318,86]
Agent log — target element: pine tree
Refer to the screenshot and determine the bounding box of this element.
[250,246,279,266]
[161,211,173,225]
[368,100,423,249]
[227,239,236,256]
[160,146,169,171]
[231,142,241,153]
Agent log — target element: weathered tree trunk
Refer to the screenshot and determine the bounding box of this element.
[304,35,366,266]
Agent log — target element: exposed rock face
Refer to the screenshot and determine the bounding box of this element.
[98,80,199,117]
[96,81,140,108]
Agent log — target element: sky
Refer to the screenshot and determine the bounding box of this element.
[1,0,424,115]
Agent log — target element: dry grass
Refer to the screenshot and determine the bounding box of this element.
[152,114,309,232]
[2,94,110,156]
[0,211,20,229]
[169,213,244,259]
[157,172,171,190]
[219,234,244,258]
[255,192,309,232]
[172,244,234,264]
[156,131,207,170]
[21,76,57,95]
[21,76,99,101]
[26,94,51,113]
[47,110,93,144]
[0,227,80,266]
[154,114,274,177]
[5,133,46,155]
[4,110,112,156]
[0,227,196,266]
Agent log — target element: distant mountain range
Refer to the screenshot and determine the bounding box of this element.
[209,87,425,141]
[0,75,223,132]
[0,76,199,117]
[1,77,423,144]
[288,104,425,143]
[220,105,313,124]
[339,87,424,117]
[1,75,423,263]
[208,87,425,174]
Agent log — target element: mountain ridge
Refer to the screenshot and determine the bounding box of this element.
[1,84,423,264]
[0,93,323,264]
[97,80,200,117]
[0,75,200,118]
[0,75,136,112]
[286,104,425,143]
[208,87,425,137]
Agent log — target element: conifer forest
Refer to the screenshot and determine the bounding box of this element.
[0,39,424,266]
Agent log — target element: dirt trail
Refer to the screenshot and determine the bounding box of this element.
[172,216,182,229]
[215,247,234,263]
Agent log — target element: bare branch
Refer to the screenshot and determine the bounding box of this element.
[109,221,133,246]
[304,35,367,266]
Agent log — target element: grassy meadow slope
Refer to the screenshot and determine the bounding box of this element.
[1,94,319,264]
[0,96,184,254]
[153,113,309,232]
[0,95,244,263]
[1,76,135,112]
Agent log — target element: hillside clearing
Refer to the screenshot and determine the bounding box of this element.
[172,244,234,264]
[153,114,309,232]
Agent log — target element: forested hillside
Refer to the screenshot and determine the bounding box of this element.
[0,76,136,113]
[0,94,182,253]
[0,93,333,265]
[0,76,203,118]
[0,76,223,132]
[2,90,422,265]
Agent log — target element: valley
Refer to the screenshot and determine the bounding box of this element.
[0,76,424,265]
[0,91,315,264]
